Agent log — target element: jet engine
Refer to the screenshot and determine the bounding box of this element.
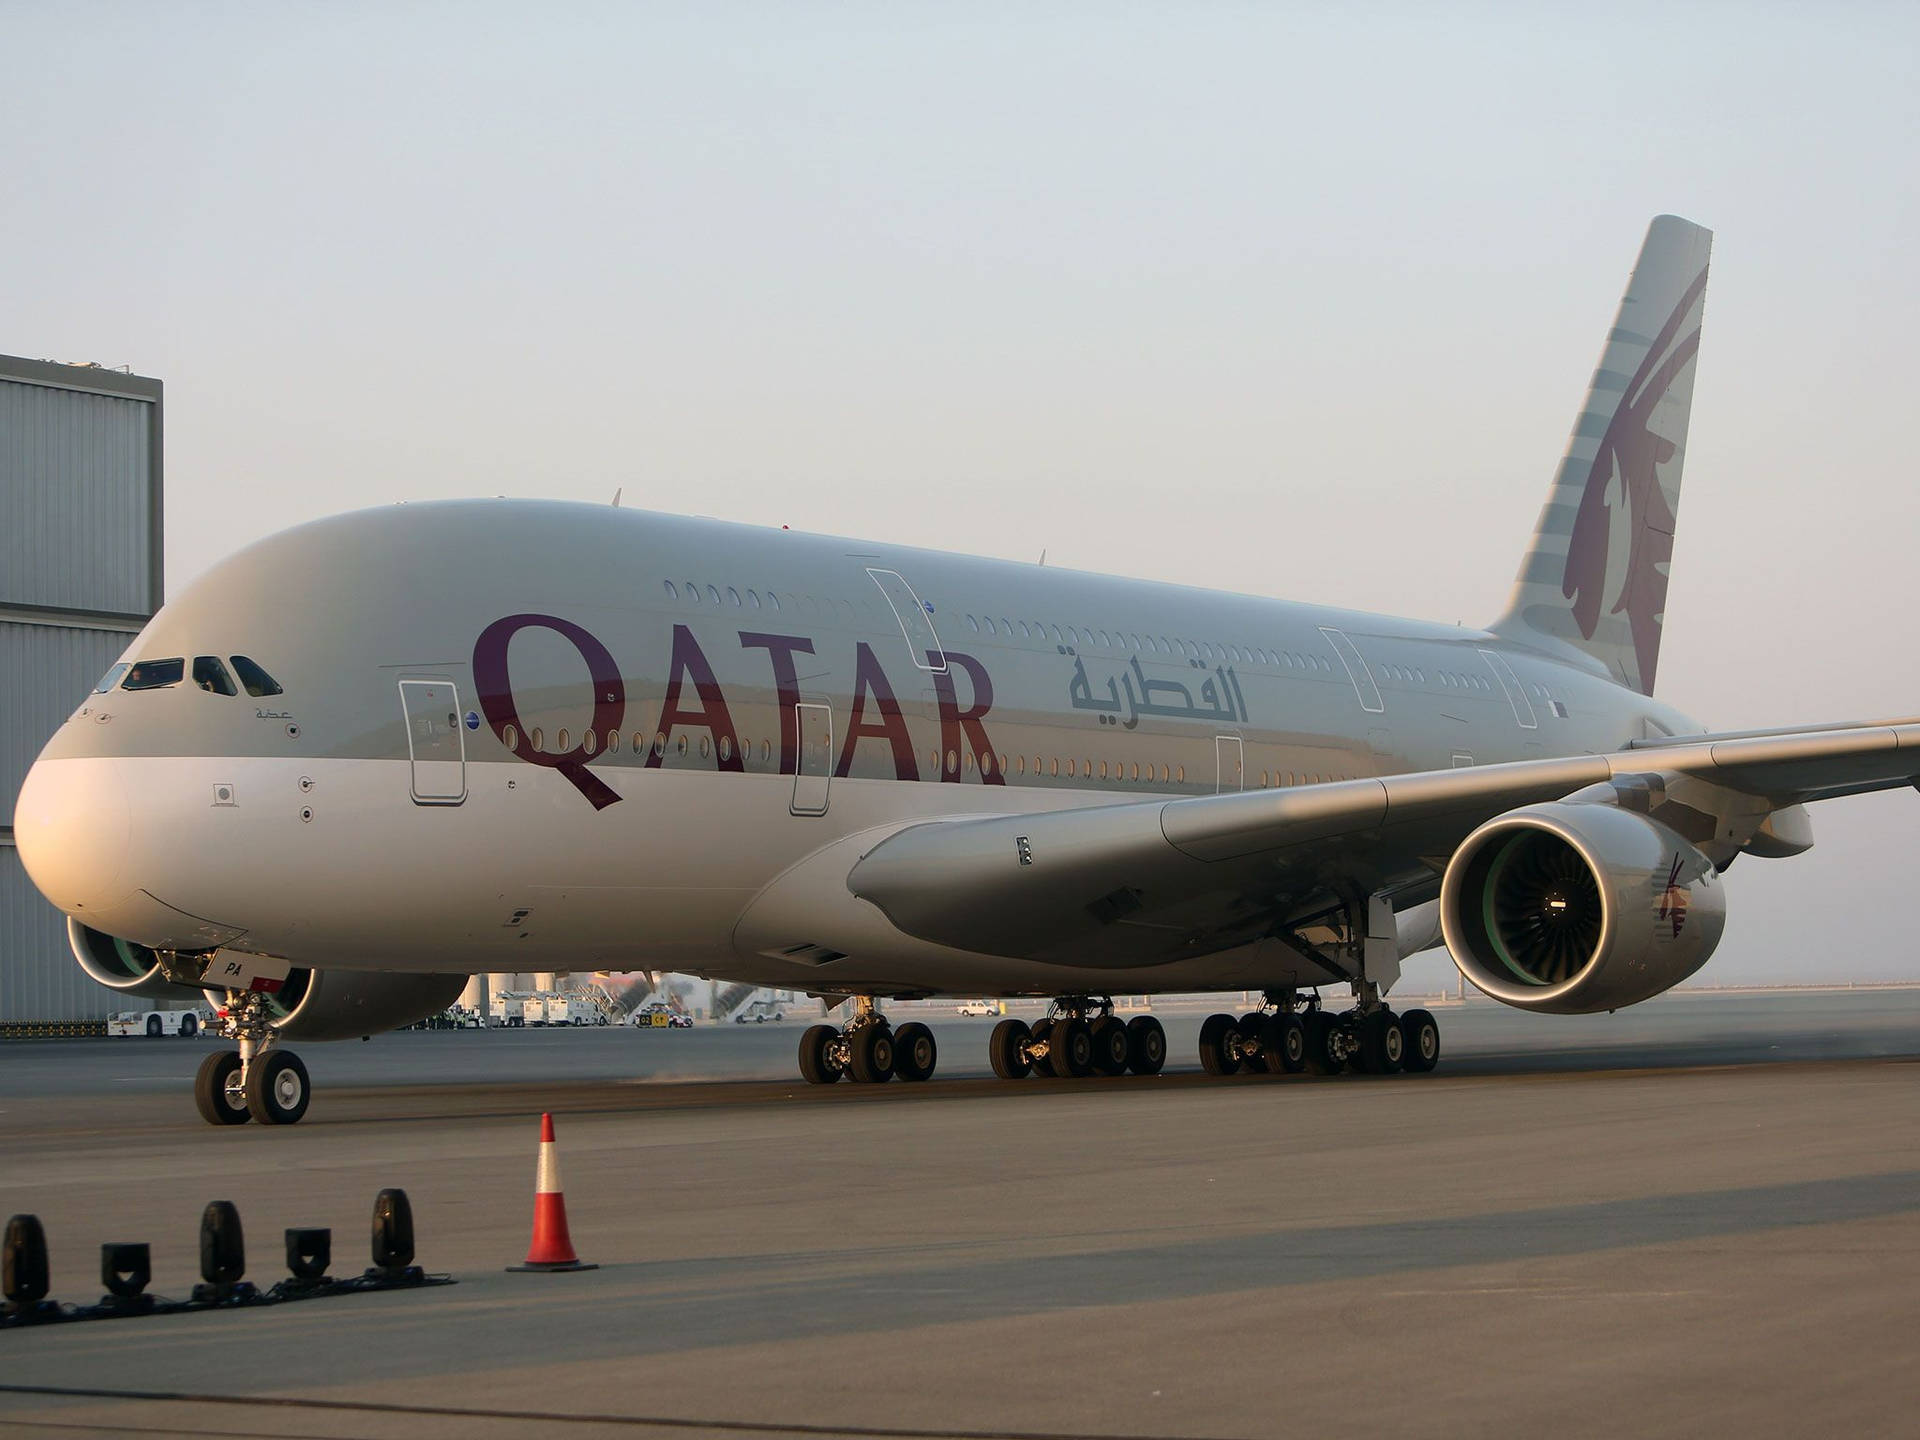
[67,918,209,999]
[204,968,469,1042]
[1439,802,1726,1014]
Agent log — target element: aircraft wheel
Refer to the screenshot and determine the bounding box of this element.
[1356,1009,1404,1075]
[1028,1017,1057,1077]
[1050,1017,1094,1077]
[1124,1015,1167,1075]
[1089,1016,1130,1075]
[989,1018,1033,1079]
[798,1024,841,1084]
[1269,1012,1308,1073]
[1400,1009,1440,1073]
[1304,1011,1344,1075]
[893,1022,937,1082]
[245,1050,311,1125]
[848,1025,895,1083]
[1197,1013,1241,1076]
[194,1051,250,1126]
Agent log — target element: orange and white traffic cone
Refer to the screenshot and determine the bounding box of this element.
[506,1113,597,1273]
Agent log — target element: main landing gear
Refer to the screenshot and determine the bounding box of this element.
[1193,988,1441,1079]
[797,996,939,1085]
[192,990,311,1126]
[988,998,1165,1080]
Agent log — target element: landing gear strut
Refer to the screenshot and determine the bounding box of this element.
[193,991,311,1126]
[988,998,1165,1082]
[1195,985,1440,1079]
[797,997,939,1085]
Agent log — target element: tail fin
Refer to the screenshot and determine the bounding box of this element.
[1491,214,1713,695]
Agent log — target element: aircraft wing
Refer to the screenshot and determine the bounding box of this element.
[846,721,1920,967]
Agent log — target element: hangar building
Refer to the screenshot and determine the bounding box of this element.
[1,354,163,1031]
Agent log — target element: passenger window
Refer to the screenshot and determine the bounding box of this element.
[123,657,185,690]
[503,724,518,749]
[686,581,700,603]
[1065,758,1076,777]
[93,663,131,693]
[767,592,782,612]
[676,735,688,757]
[582,729,597,756]
[966,615,979,633]
[699,736,710,759]
[706,585,721,607]
[718,735,732,762]
[606,730,620,754]
[1175,764,1185,783]
[1049,758,1059,777]
[663,580,678,601]
[557,728,571,751]
[531,727,545,753]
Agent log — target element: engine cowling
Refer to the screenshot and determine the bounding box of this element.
[1440,802,1726,1014]
[68,918,211,999]
[204,968,468,1041]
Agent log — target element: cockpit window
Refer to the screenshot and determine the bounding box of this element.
[229,655,283,697]
[93,663,131,694]
[192,656,239,696]
[122,658,185,690]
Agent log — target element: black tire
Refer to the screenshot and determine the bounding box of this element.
[849,1025,895,1083]
[244,1050,311,1125]
[180,1013,198,1038]
[1050,1017,1094,1077]
[893,1022,938,1082]
[988,1018,1033,1079]
[1028,1017,1057,1077]
[1356,1009,1404,1075]
[194,1050,250,1125]
[1089,1016,1130,1075]
[798,1024,840,1084]
[1400,1008,1440,1073]
[1271,1012,1308,1073]
[146,1014,163,1037]
[1197,1013,1241,1076]
[1125,1015,1167,1075]
[1304,1010,1344,1075]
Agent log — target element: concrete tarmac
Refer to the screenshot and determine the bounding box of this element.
[2,991,1919,1438]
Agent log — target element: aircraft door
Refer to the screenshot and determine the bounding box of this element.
[1215,734,1244,793]
[399,679,467,805]
[792,702,832,816]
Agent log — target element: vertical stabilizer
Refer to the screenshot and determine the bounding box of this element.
[1491,215,1712,695]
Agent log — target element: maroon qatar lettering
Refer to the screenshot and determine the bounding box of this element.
[646,624,745,773]
[472,613,627,811]
[933,650,1003,784]
[737,631,815,775]
[836,641,920,781]
[475,617,1004,806]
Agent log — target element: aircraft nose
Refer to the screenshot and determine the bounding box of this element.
[13,757,135,918]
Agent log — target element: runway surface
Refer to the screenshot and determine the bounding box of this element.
[2,991,1918,1438]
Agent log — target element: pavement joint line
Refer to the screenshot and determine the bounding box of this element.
[0,1385,1232,1440]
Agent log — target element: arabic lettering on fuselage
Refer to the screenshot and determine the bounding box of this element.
[1065,652,1249,730]
[471,615,1002,809]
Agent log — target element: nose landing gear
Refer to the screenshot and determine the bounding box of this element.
[192,991,311,1125]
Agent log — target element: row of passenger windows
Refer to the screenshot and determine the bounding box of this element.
[495,723,1349,787]
[663,579,785,613]
[104,656,283,698]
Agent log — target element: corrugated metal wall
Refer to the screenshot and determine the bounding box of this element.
[3,359,158,1024]
[0,378,153,615]
[0,848,107,1023]
[0,622,129,826]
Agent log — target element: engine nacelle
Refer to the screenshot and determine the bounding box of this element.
[68,918,211,1000]
[1440,803,1726,1014]
[204,968,468,1041]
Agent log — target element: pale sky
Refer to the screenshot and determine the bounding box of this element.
[6,3,1918,983]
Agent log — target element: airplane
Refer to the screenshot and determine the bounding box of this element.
[16,214,1919,1127]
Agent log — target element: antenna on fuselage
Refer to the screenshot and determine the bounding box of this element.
[611,487,623,507]
[1038,548,1046,566]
